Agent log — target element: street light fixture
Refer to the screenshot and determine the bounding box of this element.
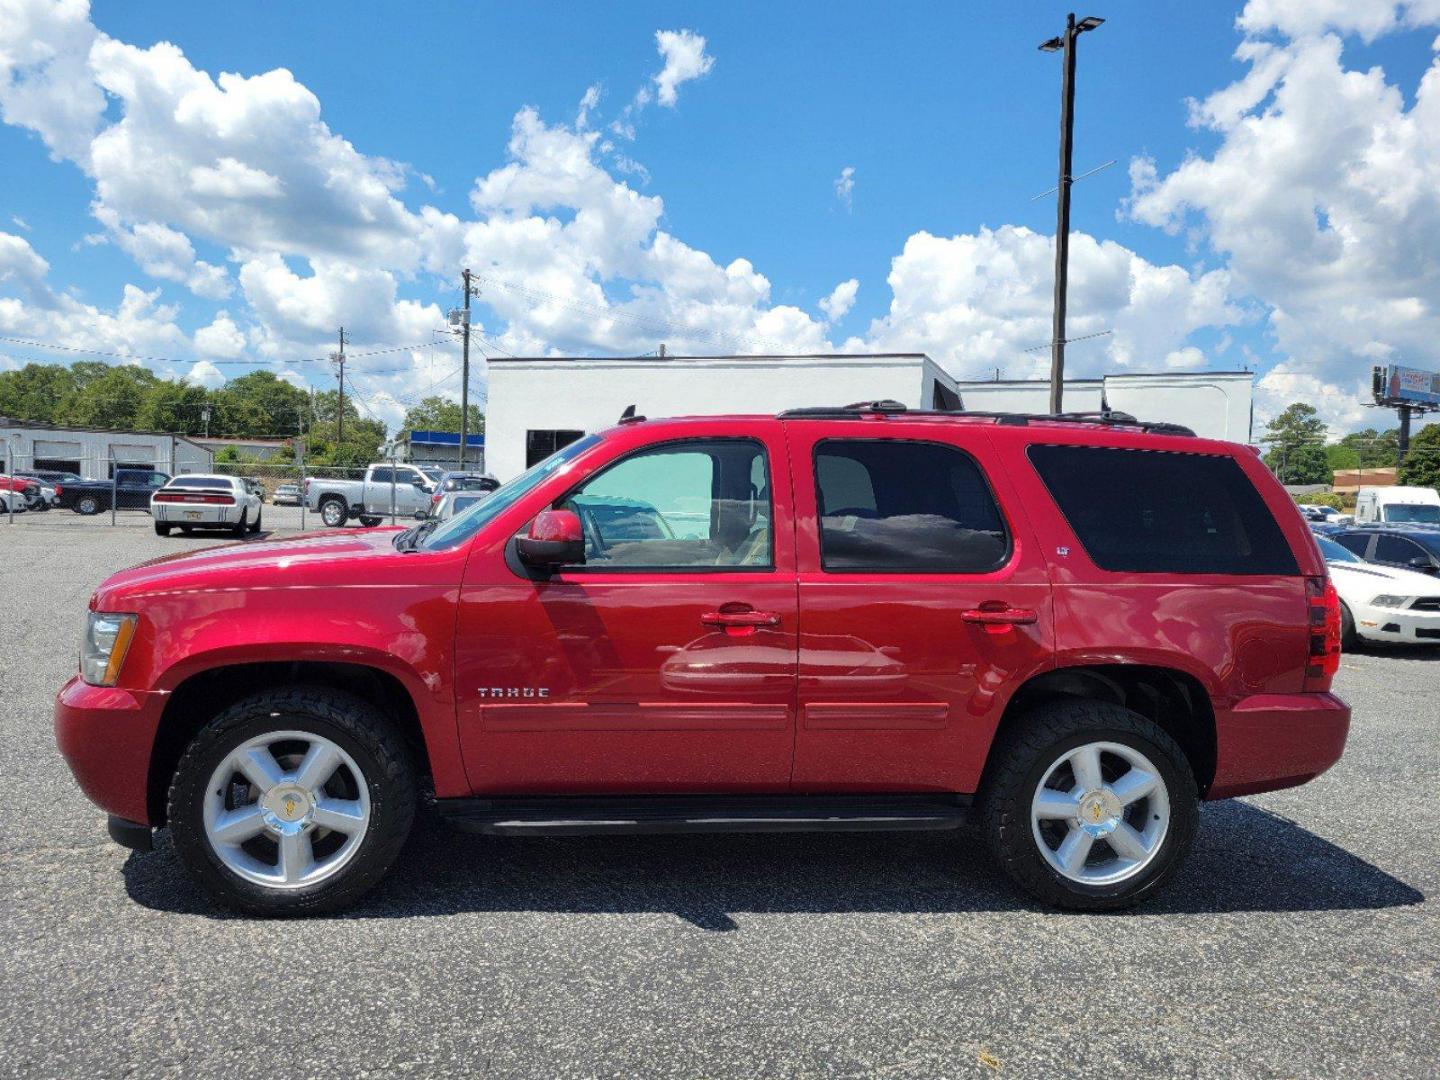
[1039,13,1105,414]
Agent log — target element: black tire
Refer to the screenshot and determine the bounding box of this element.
[320,496,348,528]
[231,510,248,538]
[359,515,382,528]
[154,522,171,536]
[75,494,102,515]
[980,699,1198,912]
[167,686,417,916]
[1339,601,1359,651]
[249,509,262,534]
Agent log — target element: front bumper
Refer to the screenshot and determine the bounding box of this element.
[1209,691,1351,799]
[1357,604,1440,644]
[55,675,168,825]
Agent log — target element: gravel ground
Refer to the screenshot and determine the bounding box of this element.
[2,510,1437,1079]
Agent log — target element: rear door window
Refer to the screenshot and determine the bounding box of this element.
[1028,445,1298,575]
[1374,534,1426,566]
[813,440,1008,572]
[1335,533,1372,559]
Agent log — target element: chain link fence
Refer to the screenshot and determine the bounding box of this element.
[2,445,482,528]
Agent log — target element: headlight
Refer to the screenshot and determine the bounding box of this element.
[1370,595,1410,609]
[80,612,137,686]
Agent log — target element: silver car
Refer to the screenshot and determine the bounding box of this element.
[429,490,490,521]
[151,474,264,537]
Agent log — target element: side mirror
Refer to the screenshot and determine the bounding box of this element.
[1408,556,1434,572]
[517,509,585,568]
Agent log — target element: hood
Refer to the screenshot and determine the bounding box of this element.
[1328,559,1440,597]
[92,527,419,608]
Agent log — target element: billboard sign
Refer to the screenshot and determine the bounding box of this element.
[1381,364,1440,406]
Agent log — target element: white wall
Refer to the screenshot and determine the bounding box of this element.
[1102,372,1252,443]
[484,357,1256,480]
[952,372,1253,443]
[485,355,932,479]
[1,426,212,478]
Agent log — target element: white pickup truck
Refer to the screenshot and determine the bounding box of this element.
[304,463,436,527]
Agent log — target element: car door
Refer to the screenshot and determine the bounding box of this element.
[132,471,168,508]
[454,422,799,794]
[784,420,1053,793]
[1372,533,1436,574]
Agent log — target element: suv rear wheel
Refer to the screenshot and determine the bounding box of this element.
[981,699,1197,911]
[167,687,417,916]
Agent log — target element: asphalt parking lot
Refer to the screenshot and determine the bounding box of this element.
[2,509,1437,1079]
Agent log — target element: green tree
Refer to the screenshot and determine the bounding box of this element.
[1262,402,1330,485]
[401,395,483,435]
[1399,423,1440,489]
[1338,427,1399,469]
[57,364,160,430]
[136,379,211,435]
[215,370,311,438]
[0,362,78,422]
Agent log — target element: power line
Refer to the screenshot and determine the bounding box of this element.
[0,333,449,368]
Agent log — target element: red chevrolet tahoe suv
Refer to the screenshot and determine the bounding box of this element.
[55,404,1349,915]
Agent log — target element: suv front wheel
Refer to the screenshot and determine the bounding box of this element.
[167,687,417,915]
[981,699,1198,911]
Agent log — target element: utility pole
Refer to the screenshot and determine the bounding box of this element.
[1039,14,1105,414]
[460,270,472,472]
[331,328,348,447]
[201,402,212,438]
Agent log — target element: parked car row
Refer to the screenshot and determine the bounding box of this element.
[303,466,499,527]
[1309,492,1440,646]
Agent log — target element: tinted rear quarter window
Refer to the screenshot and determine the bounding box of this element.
[1028,444,1298,575]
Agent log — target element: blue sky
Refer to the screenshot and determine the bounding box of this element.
[3,1,1439,433]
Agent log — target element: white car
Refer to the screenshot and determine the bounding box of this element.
[1318,535,1440,647]
[1298,503,1353,525]
[151,474,263,538]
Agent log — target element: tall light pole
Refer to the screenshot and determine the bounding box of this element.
[460,269,472,471]
[330,327,348,446]
[1039,14,1105,414]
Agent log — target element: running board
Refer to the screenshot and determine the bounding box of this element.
[434,794,971,837]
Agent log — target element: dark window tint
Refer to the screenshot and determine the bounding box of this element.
[1028,445,1298,576]
[1335,533,1371,559]
[527,429,585,469]
[1374,534,1427,565]
[167,476,235,490]
[814,440,1008,572]
[370,467,394,484]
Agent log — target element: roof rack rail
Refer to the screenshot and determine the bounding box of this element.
[776,402,1196,437]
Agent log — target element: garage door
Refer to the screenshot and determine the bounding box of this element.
[109,443,160,471]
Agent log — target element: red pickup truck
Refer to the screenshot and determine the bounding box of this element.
[56,404,1348,915]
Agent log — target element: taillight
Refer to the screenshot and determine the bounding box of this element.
[431,493,442,506]
[1304,575,1341,691]
[54,485,62,496]
[154,492,235,505]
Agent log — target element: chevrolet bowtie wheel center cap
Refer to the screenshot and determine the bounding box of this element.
[1076,790,1122,838]
[260,785,315,832]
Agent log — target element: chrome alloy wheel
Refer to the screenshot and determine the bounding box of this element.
[1030,741,1171,886]
[202,730,371,889]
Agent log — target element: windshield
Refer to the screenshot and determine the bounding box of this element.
[1384,503,1440,524]
[417,434,602,551]
[1317,537,1361,563]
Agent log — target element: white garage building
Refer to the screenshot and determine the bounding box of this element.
[0,418,213,479]
[482,353,1254,480]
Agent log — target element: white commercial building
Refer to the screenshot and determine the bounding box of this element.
[483,354,1254,480]
[0,418,213,479]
